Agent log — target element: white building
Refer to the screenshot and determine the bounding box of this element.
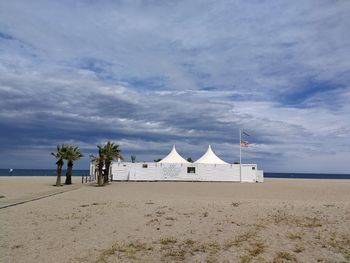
[108,145,264,183]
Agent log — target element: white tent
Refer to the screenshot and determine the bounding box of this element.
[195,145,228,164]
[104,143,264,182]
[159,145,189,164]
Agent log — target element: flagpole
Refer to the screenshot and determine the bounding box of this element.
[239,128,242,182]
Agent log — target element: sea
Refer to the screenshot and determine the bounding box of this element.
[0,169,90,177]
[0,169,349,179]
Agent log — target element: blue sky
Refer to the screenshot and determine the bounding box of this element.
[0,1,349,173]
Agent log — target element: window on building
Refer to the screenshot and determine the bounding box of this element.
[187,167,196,173]
[142,164,148,168]
[252,167,256,170]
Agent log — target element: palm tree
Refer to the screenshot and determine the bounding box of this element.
[62,145,84,185]
[98,141,122,184]
[90,154,104,186]
[51,144,67,186]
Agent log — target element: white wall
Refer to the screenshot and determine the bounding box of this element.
[111,162,263,182]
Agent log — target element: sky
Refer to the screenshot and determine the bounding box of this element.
[0,1,349,173]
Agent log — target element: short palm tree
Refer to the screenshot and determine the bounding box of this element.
[90,154,105,186]
[62,145,84,185]
[98,141,122,184]
[51,144,67,186]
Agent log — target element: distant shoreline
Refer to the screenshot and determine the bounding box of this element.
[0,171,350,180]
[0,174,350,180]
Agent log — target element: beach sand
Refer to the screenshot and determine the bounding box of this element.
[0,177,349,262]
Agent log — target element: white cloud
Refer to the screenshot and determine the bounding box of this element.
[0,0,349,172]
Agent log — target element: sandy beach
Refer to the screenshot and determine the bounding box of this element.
[1,177,349,263]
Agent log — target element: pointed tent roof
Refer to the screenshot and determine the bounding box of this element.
[159,145,189,164]
[195,145,228,164]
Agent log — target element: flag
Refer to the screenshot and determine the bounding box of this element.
[240,140,249,147]
[242,131,250,136]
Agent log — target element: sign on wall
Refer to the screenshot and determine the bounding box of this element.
[162,164,182,179]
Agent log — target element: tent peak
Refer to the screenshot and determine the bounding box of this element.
[159,145,189,164]
[195,145,228,164]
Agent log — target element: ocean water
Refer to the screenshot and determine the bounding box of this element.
[0,169,349,179]
[0,169,89,176]
[265,172,350,180]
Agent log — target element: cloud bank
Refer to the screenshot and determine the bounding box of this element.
[0,0,349,173]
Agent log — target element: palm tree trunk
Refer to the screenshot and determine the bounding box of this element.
[104,161,111,184]
[98,160,103,186]
[65,160,73,185]
[55,160,63,186]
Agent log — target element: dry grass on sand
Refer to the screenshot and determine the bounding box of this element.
[0,177,350,262]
